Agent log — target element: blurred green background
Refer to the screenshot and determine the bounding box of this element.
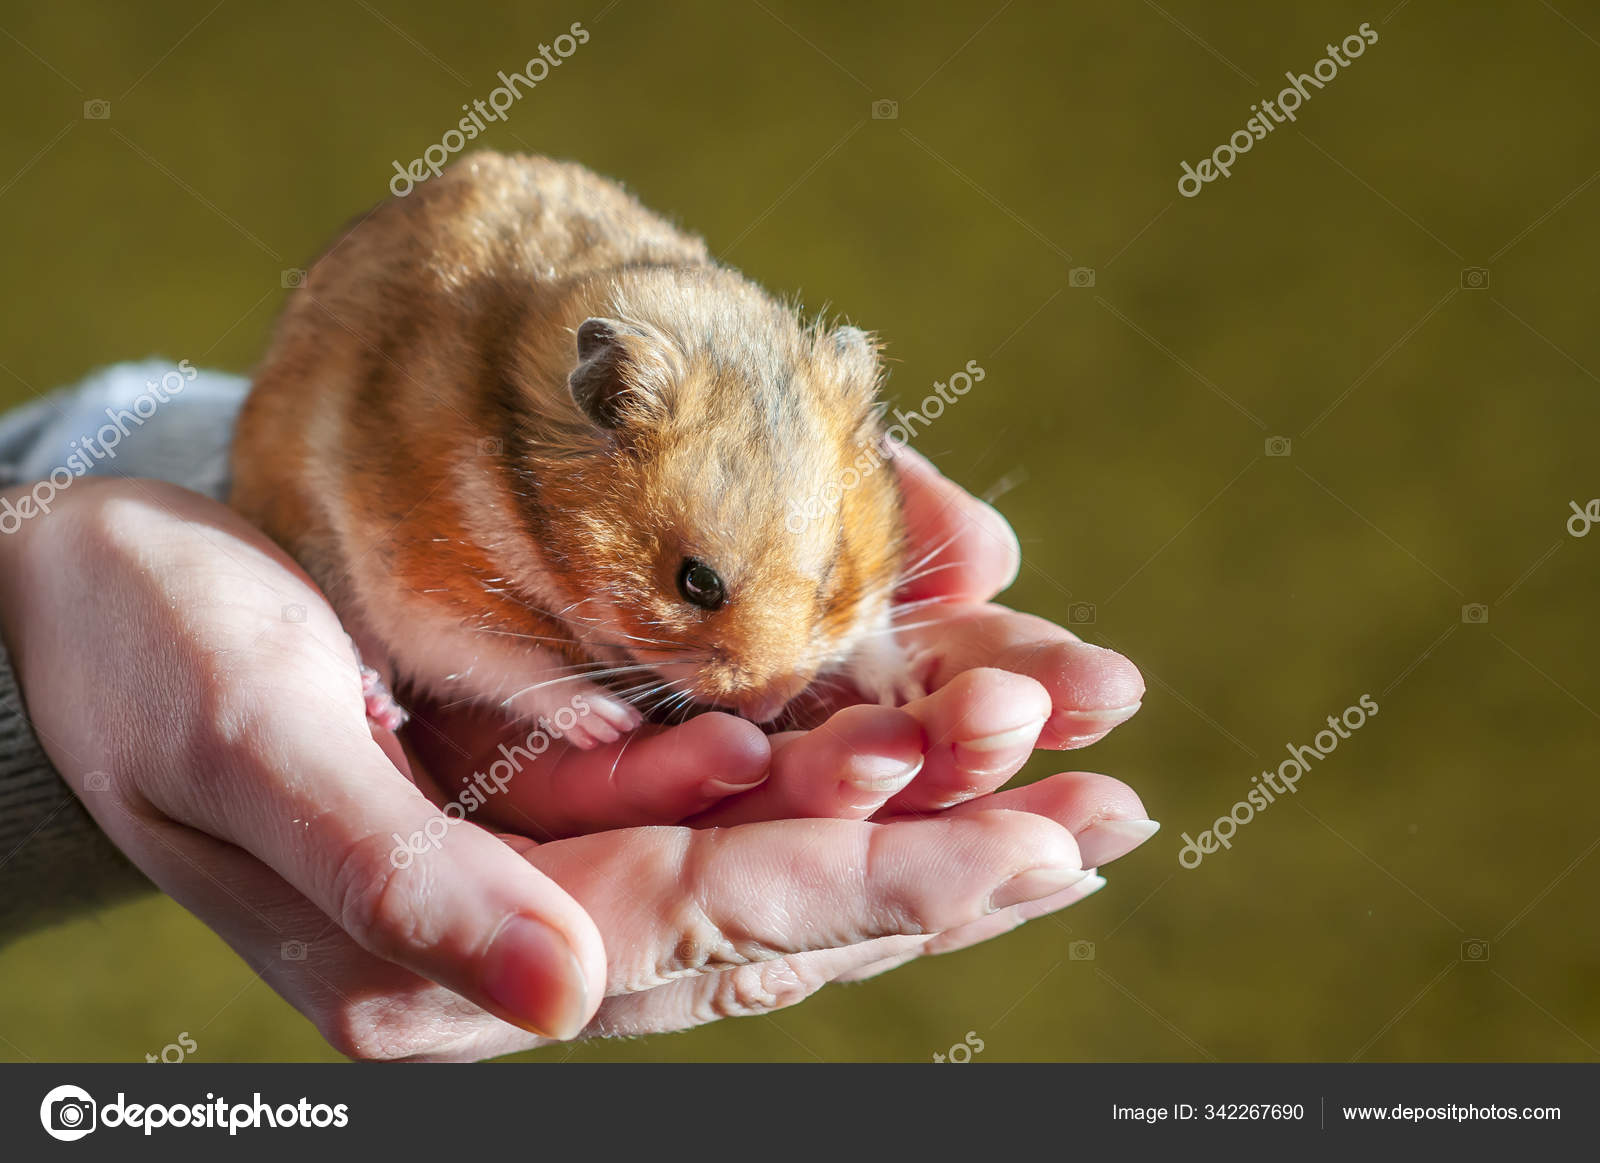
[2,0,1598,1061]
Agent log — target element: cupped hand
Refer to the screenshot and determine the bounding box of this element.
[0,476,1155,1060]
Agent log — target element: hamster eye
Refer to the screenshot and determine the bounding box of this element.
[676,558,726,611]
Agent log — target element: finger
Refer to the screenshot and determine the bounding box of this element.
[405,703,772,838]
[830,942,934,984]
[876,768,1156,961]
[899,604,1145,748]
[832,949,930,984]
[688,704,925,825]
[586,935,932,1038]
[853,770,1152,969]
[86,796,541,1061]
[919,871,1109,958]
[797,863,1114,985]
[835,864,1115,982]
[136,682,607,1042]
[526,808,1086,996]
[880,668,1051,814]
[893,446,1021,603]
[939,769,1159,867]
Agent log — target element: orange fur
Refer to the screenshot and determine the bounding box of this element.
[231,151,911,729]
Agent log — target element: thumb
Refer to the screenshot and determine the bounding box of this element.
[124,695,605,1040]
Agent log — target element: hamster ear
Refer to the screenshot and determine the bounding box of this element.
[568,317,656,429]
[826,324,883,401]
[831,325,875,363]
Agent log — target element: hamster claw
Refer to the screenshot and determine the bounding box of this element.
[586,691,645,735]
[360,663,410,732]
[886,676,927,706]
[861,673,924,708]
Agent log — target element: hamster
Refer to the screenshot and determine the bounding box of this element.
[230,151,921,748]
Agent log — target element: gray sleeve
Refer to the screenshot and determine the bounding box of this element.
[0,361,249,945]
[0,650,150,945]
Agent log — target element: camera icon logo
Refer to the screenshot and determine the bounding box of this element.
[1068,267,1096,288]
[1460,267,1490,290]
[1069,940,1096,961]
[83,99,111,120]
[40,1084,97,1141]
[871,99,899,120]
[281,603,306,623]
[478,436,504,456]
[1068,602,1096,625]
[83,771,112,793]
[281,940,309,961]
[1461,938,1491,962]
[1265,435,1292,457]
[1461,603,1489,625]
[281,268,308,289]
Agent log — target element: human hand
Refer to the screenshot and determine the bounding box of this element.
[0,478,1153,1060]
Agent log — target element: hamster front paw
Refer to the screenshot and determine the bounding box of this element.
[502,680,644,749]
[847,634,927,708]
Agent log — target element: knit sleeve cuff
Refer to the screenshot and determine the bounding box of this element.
[0,642,153,946]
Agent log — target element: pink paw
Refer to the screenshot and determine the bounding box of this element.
[498,685,644,750]
[551,690,644,750]
[361,664,409,732]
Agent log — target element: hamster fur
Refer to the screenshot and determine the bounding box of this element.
[230,150,919,747]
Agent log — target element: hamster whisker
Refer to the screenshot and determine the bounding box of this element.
[890,594,960,618]
[856,618,944,639]
[789,686,828,729]
[505,601,684,648]
[468,625,690,659]
[610,677,674,704]
[498,663,667,707]
[605,628,683,648]
[602,727,639,783]
[636,683,695,719]
[658,688,700,725]
[899,528,966,582]
[489,590,608,628]
[469,627,597,648]
[895,559,970,588]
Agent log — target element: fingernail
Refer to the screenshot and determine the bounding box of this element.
[701,771,769,798]
[1053,730,1111,749]
[960,718,1047,752]
[482,915,589,1040]
[1015,873,1107,920]
[1050,701,1142,734]
[1075,818,1160,867]
[989,865,1089,911]
[955,717,1045,775]
[846,753,925,792]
